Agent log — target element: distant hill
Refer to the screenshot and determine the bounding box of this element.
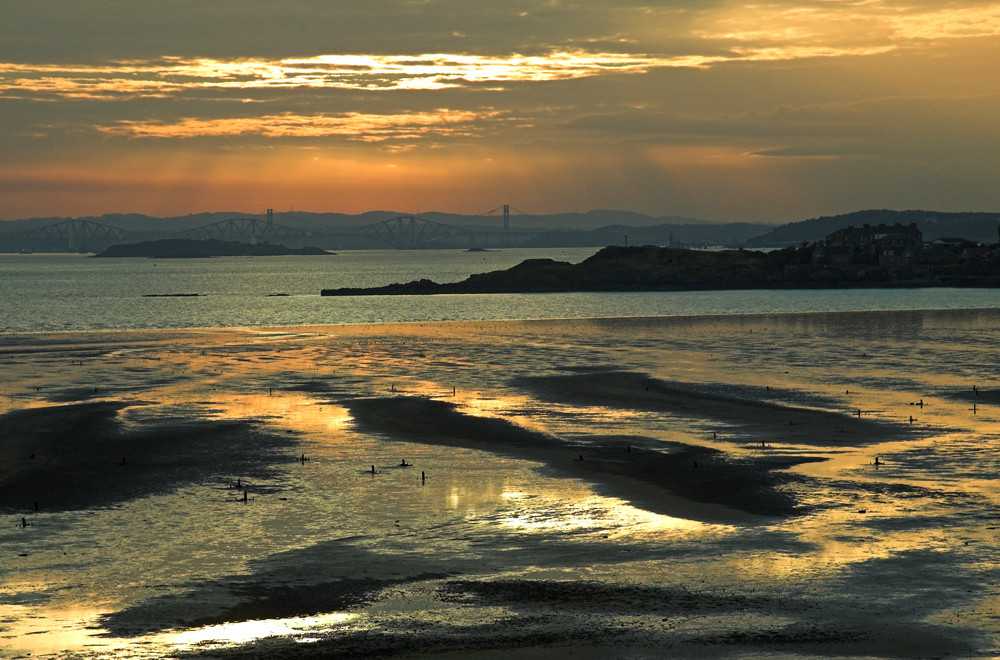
[0,209,705,233]
[0,209,746,251]
[525,222,770,248]
[748,210,1000,247]
[7,208,1000,251]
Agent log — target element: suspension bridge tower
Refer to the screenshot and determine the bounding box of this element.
[503,204,510,246]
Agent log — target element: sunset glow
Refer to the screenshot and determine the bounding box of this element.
[3,1,1000,220]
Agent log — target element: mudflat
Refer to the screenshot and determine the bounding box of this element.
[1,312,997,658]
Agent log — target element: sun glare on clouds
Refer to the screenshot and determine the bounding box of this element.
[0,51,676,101]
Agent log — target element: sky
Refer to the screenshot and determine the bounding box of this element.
[2,1,1000,224]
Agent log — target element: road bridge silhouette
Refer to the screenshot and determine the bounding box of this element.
[0,206,552,252]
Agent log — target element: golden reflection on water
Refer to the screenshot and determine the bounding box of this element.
[165,612,356,648]
[1,606,111,658]
[2,607,357,658]
[500,491,706,535]
[3,315,1000,656]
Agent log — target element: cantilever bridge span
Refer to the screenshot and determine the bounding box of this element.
[1,219,137,253]
[175,217,310,244]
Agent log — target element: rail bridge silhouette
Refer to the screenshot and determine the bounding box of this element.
[1,206,548,252]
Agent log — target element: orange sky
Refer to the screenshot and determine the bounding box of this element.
[3,2,1000,223]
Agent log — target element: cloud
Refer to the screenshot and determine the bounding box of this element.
[96,109,505,144]
[691,1,1000,45]
[0,52,674,101]
[0,41,911,104]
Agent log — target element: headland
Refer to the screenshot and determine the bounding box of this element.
[322,243,1000,295]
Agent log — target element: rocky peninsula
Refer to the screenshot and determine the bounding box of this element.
[321,243,1000,295]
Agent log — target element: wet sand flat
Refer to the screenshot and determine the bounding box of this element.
[516,369,897,446]
[1,312,998,659]
[0,402,294,513]
[345,395,820,519]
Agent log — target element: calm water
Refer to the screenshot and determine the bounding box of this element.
[4,250,1000,332]
[3,250,1000,657]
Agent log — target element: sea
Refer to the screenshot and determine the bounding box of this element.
[3,248,1000,658]
[4,248,1000,332]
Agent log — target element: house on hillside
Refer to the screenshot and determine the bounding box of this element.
[823,223,923,266]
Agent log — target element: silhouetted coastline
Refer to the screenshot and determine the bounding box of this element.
[322,243,1000,295]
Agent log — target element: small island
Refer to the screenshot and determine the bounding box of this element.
[95,239,333,258]
[322,229,1000,296]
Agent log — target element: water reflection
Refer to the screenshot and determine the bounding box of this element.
[2,312,1000,656]
[167,612,356,649]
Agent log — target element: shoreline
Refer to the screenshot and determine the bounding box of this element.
[323,279,1000,296]
[3,304,1000,338]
